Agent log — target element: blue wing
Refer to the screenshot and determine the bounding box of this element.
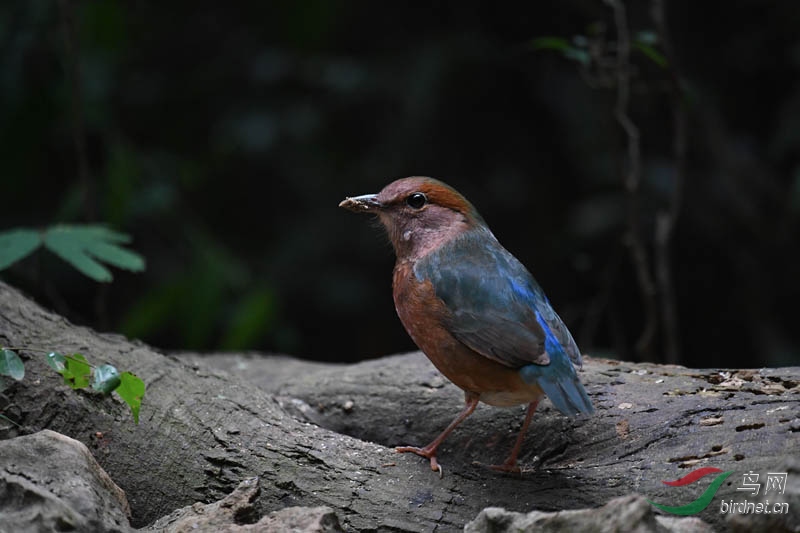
[414,229,593,415]
[518,315,594,416]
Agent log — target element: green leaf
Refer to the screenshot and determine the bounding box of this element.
[74,225,133,244]
[46,352,67,372]
[633,42,668,68]
[43,225,145,283]
[92,364,121,393]
[563,47,590,66]
[530,36,571,52]
[572,35,589,47]
[84,239,145,271]
[531,36,590,65]
[635,30,658,45]
[0,349,25,381]
[44,229,112,282]
[0,229,41,271]
[61,353,92,389]
[116,372,145,424]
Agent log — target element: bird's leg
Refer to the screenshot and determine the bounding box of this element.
[396,392,480,476]
[489,398,540,473]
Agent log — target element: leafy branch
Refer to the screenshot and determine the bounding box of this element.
[0,223,147,422]
[531,29,667,88]
[531,2,686,363]
[0,347,145,423]
[0,224,145,282]
[604,0,659,360]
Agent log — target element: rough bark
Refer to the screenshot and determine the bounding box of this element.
[0,281,798,531]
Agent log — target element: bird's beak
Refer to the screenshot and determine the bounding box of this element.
[338,193,382,213]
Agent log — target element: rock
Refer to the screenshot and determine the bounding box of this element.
[0,429,132,532]
[465,494,713,533]
[254,506,343,533]
[144,477,343,532]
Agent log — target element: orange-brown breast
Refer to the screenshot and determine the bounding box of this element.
[392,261,542,407]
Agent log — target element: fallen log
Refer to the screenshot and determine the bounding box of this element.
[1,281,797,531]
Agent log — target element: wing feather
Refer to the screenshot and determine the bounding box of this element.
[413,230,579,369]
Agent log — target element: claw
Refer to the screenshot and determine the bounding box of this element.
[396,445,444,477]
[393,394,480,477]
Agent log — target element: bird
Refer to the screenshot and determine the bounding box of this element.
[339,176,593,475]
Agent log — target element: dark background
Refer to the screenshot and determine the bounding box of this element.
[1,1,798,368]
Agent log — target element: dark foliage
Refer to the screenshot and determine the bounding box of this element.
[1,1,798,367]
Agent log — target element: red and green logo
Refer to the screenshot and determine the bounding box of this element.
[647,467,734,515]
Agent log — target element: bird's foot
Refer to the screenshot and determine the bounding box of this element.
[487,461,521,474]
[395,445,443,477]
[472,458,523,475]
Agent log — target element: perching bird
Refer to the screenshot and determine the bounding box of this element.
[339,177,593,474]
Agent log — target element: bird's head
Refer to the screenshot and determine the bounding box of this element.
[339,176,487,260]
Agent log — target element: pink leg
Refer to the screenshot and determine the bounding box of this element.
[396,392,480,476]
[489,398,540,473]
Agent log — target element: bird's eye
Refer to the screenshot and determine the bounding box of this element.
[406,192,427,209]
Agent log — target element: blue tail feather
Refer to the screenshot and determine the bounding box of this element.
[520,310,593,416]
[537,372,594,416]
[520,360,593,416]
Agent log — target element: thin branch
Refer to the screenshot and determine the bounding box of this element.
[579,245,624,355]
[605,0,658,360]
[652,0,686,364]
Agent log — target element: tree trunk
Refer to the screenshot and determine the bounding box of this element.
[1,281,798,531]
